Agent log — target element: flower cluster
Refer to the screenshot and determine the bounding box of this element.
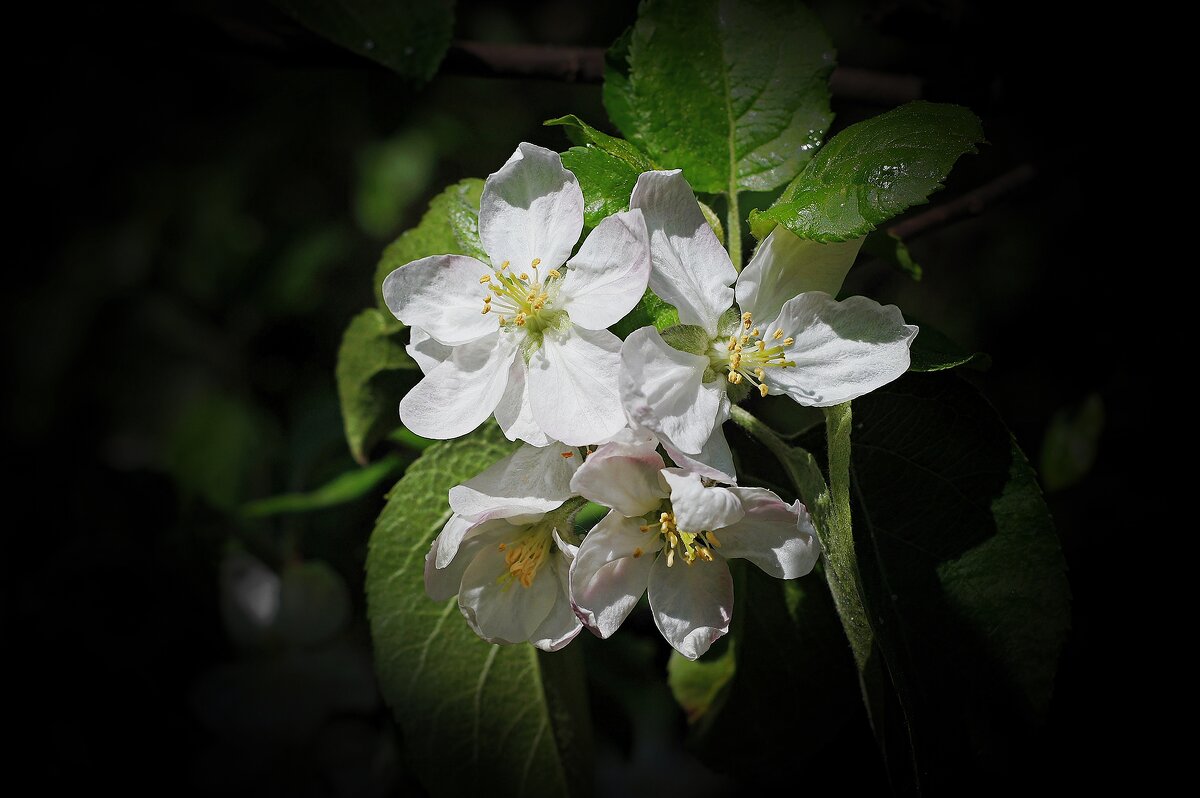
[385,143,916,659]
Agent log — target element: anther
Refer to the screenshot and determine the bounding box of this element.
[632,547,643,558]
[547,269,561,279]
[479,275,491,284]
[727,336,737,351]
[759,384,769,397]
[515,312,527,325]
[560,451,574,459]
[755,340,766,351]
[727,371,737,383]
[501,261,510,269]
[481,306,490,314]
[531,258,541,268]
[519,272,530,281]
[751,328,761,337]
[773,329,784,340]
[483,296,492,304]
[666,548,675,567]
[784,337,794,345]
[707,531,722,548]
[755,368,765,379]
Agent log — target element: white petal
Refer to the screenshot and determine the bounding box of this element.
[662,469,744,532]
[569,439,667,517]
[647,553,733,660]
[479,143,584,272]
[398,332,515,439]
[737,228,865,322]
[458,541,560,645]
[407,327,452,376]
[449,443,579,521]
[425,519,510,600]
[558,209,651,330]
[764,293,918,407]
[493,361,550,446]
[382,255,498,346]
[619,327,721,454]
[594,425,660,448]
[569,512,657,638]
[528,325,627,447]
[720,488,820,579]
[530,554,583,652]
[630,170,735,335]
[662,423,737,485]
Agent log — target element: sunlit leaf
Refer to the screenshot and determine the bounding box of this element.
[751,102,984,242]
[336,309,417,464]
[614,0,834,194]
[366,427,593,797]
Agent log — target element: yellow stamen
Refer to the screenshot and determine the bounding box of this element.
[759,384,769,397]
[548,269,562,279]
[755,340,766,351]
[640,524,651,532]
[755,368,765,379]
[479,275,491,284]
[727,371,737,383]
[515,312,527,325]
[633,547,643,558]
[773,329,784,340]
[531,258,541,268]
[707,531,721,548]
[481,306,490,314]
[483,296,492,304]
[501,260,510,270]
[751,328,761,337]
[519,272,529,281]
[784,337,794,345]
[560,451,574,459]
[727,336,737,351]
[666,548,675,567]
[498,543,506,551]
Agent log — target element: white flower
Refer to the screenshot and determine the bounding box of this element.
[568,436,820,660]
[384,143,651,447]
[620,169,918,477]
[425,442,585,651]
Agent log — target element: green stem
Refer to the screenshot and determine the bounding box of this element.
[729,405,826,516]
[730,402,872,670]
[726,187,742,270]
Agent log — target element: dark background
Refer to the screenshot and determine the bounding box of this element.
[8,1,1108,794]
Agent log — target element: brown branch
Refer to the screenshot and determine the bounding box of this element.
[442,42,921,103]
[887,164,1038,241]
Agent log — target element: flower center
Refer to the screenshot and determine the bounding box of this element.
[496,523,554,589]
[710,310,796,398]
[639,509,721,567]
[479,258,565,335]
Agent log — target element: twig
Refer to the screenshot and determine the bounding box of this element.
[887,164,1038,241]
[443,41,604,82]
[444,42,922,103]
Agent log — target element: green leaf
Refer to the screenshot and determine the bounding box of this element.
[366,428,593,797]
[336,309,418,464]
[751,102,985,242]
[668,564,860,777]
[809,374,1070,787]
[618,0,834,194]
[548,115,656,229]
[373,178,486,311]
[1040,393,1104,492]
[908,324,989,372]
[241,453,406,517]
[610,289,680,339]
[273,0,454,83]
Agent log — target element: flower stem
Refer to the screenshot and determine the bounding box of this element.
[726,187,742,270]
[730,403,873,670]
